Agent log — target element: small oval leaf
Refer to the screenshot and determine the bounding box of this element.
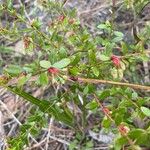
[53,58,70,69]
[40,60,51,69]
[141,107,150,117]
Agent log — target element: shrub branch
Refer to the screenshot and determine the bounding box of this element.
[1,74,150,91]
[77,77,150,91]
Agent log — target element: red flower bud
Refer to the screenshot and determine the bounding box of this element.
[111,55,121,67]
[48,67,59,75]
[58,15,65,22]
[118,124,130,135]
[102,107,111,115]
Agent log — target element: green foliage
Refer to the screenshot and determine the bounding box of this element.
[141,106,150,117]
[52,58,70,69]
[7,86,74,126]
[0,0,150,149]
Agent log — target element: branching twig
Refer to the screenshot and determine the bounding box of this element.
[2,73,150,91]
[94,94,135,148]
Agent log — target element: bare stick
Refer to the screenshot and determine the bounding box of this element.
[45,118,54,150]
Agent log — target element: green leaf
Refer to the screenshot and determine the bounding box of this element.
[6,87,73,126]
[132,92,138,99]
[23,66,33,73]
[98,54,110,61]
[83,85,89,95]
[114,113,124,125]
[121,42,129,54]
[98,90,110,99]
[85,100,98,110]
[86,141,94,148]
[17,74,31,87]
[120,61,126,71]
[7,0,13,9]
[117,69,124,80]
[71,54,81,65]
[129,129,150,146]
[0,46,13,53]
[88,50,96,64]
[97,24,107,30]
[129,129,145,139]
[114,136,128,150]
[31,18,42,29]
[102,116,111,128]
[53,58,70,69]
[7,86,49,108]
[59,47,67,58]
[92,67,99,77]
[141,107,150,117]
[114,31,124,38]
[5,65,22,76]
[38,72,49,85]
[112,37,123,43]
[40,60,51,69]
[111,68,124,80]
[69,67,80,75]
[69,140,78,150]
[110,67,118,79]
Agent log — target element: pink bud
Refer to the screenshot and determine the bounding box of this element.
[118,124,130,135]
[48,67,59,75]
[102,107,111,115]
[111,55,121,67]
[58,15,65,22]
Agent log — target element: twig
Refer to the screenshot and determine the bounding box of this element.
[94,147,110,150]
[78,3,110,16]
[18,0,31,22]
[62,0,69,7]
[45,118,54,150]
[42,125,73,133]
[94,94,135,148]
[78,1,123,16]
[0,111,4,138]
[77,77,150,91]
[2,73,150,91]
[0,100,21,125]
[94,94,114,122]
[48,135,70,146]
[25,138,47,150]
